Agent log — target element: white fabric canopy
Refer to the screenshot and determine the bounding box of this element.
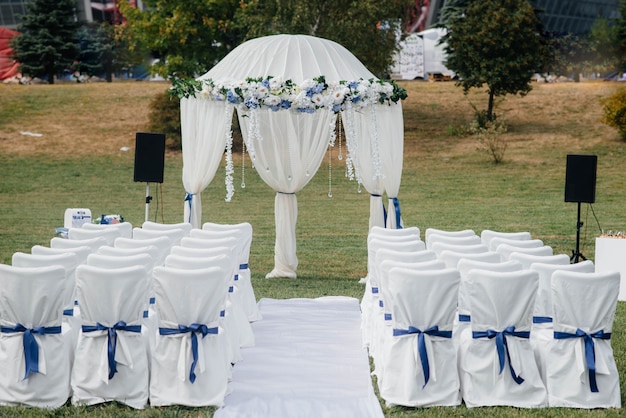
[181,34,405,278]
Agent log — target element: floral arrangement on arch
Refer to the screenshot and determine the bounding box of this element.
[170,75,407,113]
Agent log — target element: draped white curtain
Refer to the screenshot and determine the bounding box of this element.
[238,108,333,278]
[181,98,232,228]
[378,104,405,229]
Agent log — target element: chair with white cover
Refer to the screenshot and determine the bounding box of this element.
[97,244,161,265]
[509,252,570,270]
[496,244,553,261]
[67,227,122,247]
[430,242,488,259]
[488,237,544,252]
[528,260,595,384]
[150,265,230,407]
[370,225,421,239]
[542,270,620,408]
[379,266,461,407]
[424,228,475,243]
[114,236,172,266]
[142,220,193,236]
[455,259,523,333]
[31,244,92,265]
[0,264,72,408]
[458,269,547,408]
[197,224,261,322]
[71,264,151,409]
[362,238,425,350]
[132,227,186,247]
[480,230,532,247]
[82,222,133,239]
[425,233,481,250]
[438,249,501,269]
[51,236,107,253]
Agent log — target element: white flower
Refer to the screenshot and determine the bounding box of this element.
[264,95,281,106]
[332,87,349,104]
[269,76,283,90]
[312,93,325,106]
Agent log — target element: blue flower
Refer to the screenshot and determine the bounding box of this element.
[296,107,315,114]
[332,104,343,113]
[351,95,362,103]
[268,105,280,112]
[227,90,239,104]
[262,79,271,89]
[305,88,315,98]
[312,83,324,94]
[245,97,259,109]
[280,100,292,109]
[348,81,359,89]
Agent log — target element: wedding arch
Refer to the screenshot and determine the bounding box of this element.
[173,34,406,279]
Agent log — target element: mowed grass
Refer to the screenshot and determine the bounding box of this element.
[0,79,625,416]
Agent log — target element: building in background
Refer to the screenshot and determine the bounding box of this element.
[0,0,144,30]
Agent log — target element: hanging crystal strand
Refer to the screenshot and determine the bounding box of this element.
[337,114,343,161]
[369,104,383,181]
[224,104,235,202]
[241,138,246,189]
[328,111,337,147]
[327,143,333,198]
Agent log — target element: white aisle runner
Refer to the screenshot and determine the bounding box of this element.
[214,296,385,418]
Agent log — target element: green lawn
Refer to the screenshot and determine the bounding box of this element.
[0,80,625,416]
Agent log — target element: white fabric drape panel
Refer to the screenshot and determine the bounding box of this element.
[181,98,232,228]
[379,104,404,229]
[344,107,386,231]
[238,108,332,278]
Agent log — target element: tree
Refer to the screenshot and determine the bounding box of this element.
[444,0,549,121]
[11,0,80,84]
[236,0,412,78]
[118,0,244,79]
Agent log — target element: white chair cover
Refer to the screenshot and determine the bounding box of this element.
[438,250,501,269]
[480,230,532,246]
[370,225,421,239]
[509,252,570,269]
[67,227,122,246]
[51,236,107,252]
[496,244,553,260]
[528,260,595,384]
[425,233,481,249]
[150,265,230,407]
[424,228,475,243]
[430,242,488,259]
[71,265,151,409]
[488,237,543,252]
[114,236,172,266]
[543,270,621,408]
[193,225,261,322]
[132,227,186,247]
[379,267,461,407]
[0,264,72,408]
[458,269,547,408]
[31,244,91,264]
[142,220,193,236]
[82,222,133,239]
[97,244,161,264]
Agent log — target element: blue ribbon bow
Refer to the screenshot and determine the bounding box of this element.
[239,263,249,270]
[472,326,530,385]
[554,328,611,393]
[159,323,218,383]
[393,325,452,388]
[391,197,403,229]
[184,192,194,223]
[1,323,62,380]
[533,316,552,324]
[371,194,387,227]
[82,321,142,380]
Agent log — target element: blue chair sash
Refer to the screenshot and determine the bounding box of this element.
[554,328,611,393]
[239,263,249,270]
[393,325,452,388]
[1,323,62,380]
[533,316,552,324]
[472,326,530,384]
[458,314,471,323]
[159,323,218,383]
[82,321,141,380]
[391,197,403,229]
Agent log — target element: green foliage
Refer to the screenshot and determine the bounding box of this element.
[11,0,80,84]
[119,0,244,79]
[235,0,413,78]
[600,89,626,140]
[148,91,181,150]
[470,118,508,164]
[444,0,549,121]
[76,24,110,79]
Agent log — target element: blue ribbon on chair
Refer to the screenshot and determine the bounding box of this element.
[384,313,392,321]
[63,308,74,316]
[82,321,142,380]
[472,326,529,385]
[371,194,387,227]
[458,314,471,323]
[1,323,62,380]
[533,316,552,324]
[393,325,452,388]
[371,287,379,294]
[184,192,194,223]
[553,328,611,393]
[391,197,403,229]
[239,263,249,270]
[159,323,218,383]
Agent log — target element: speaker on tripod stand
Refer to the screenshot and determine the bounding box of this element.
[564,154,597,263]
[134,132,166,222]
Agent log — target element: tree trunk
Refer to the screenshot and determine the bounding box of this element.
[487,89,495,121]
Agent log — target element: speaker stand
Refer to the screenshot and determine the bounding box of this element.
[145,182,153,222]
[571,201,587,263]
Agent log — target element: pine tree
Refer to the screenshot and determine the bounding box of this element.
[11,0,80,84]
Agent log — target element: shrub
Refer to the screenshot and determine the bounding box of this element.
[600,89,626,140]
[470,118,508,164]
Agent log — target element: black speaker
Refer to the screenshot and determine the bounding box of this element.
[564,154,597,203]
[134,132,166,183]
